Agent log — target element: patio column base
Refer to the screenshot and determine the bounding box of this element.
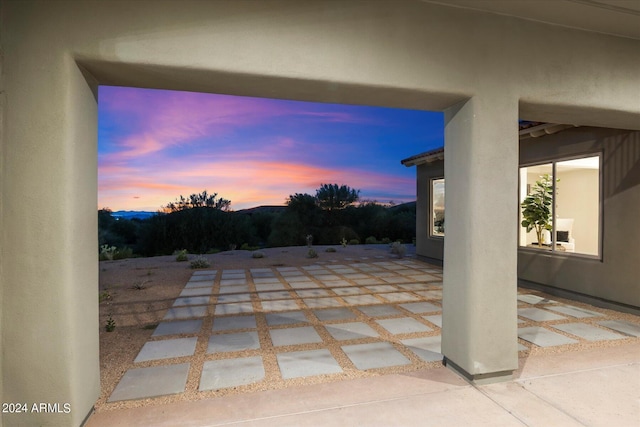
[443,357,514,385]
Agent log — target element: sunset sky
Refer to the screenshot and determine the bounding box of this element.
[98,86,443,211]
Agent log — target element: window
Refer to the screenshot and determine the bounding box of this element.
[519,155,601,257]
[431,178,445,236]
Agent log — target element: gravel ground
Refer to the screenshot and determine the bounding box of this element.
[96,244,640,412]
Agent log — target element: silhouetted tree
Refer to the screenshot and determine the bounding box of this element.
[316,184,359,211]
[164,190,231,212]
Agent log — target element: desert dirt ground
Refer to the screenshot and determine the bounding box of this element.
[97,244,640,412]
[97,244,412,410]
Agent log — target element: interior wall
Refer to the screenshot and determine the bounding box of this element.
[519,128,640,307]
[555,168,599,254]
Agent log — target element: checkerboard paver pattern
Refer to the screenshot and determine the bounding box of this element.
[108,257,640,402]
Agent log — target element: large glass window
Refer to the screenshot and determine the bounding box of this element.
[519,155,600,257]
[431,178,445,236]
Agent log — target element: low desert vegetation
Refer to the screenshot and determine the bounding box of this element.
[99,185,415,258]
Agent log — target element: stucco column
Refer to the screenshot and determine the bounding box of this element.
[1,52,100,425]
[441,95,519,383]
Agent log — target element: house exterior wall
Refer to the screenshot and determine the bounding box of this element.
[1,0,639,424]
[413,127,640,308]
[518,128,640,308]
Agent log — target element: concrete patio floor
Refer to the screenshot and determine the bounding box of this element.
[86,342,639,426]
[87,256,640,425]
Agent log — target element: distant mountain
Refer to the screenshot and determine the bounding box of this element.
[235,205,287,215]
[112,210,157,220]
[387,201,416,212]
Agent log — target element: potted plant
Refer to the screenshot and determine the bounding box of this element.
[521,174,554,247]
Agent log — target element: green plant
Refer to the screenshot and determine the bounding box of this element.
[325,247,337,253]
[174,249,188,262]
[348,239,360,245]
[521,174,554,247]
[99,290,112,303]
[306,248,318,258]
[105,315,116,332]
[306,234,313,247]
[190,256,211,269]
[381,237,391,244]
[365,236,378,244]
[340,237,348,248]
[206,248,221,254]
[252,251,265,258]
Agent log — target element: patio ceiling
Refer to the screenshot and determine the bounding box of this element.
[423,0,640,40]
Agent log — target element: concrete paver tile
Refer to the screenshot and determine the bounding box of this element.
[517,294,557,305]
[597,319,640,337]
[217,284,250,294]
[207,331,260,353]
[153,320,203,337]
[341,295,381,305]
[423,314,442,327]
[376,317,432,334]
[266,311,309,326]
[313,308,357,321]
[546,305,603,318]
[303,297,343,309]
[212,315,257,331]
[277,349,342,379]
[179,287,214,297]
[326,322,380,340]
[342,342,411,370]
[214,302,254,315]
[270,326,323,346]
[108,364,190,402]
[199,357,265,391]
[216,293,252,303]
[518,326,578,347]
[357,304,402,317]
[401,336,442,362]
[518,307,566,322]
[295,289,331,298]
[380,292,421,302]
[134,337,198,362]
[553,323,626,341]
[173,296,210,307]
[163,306,208,320]
[400,302,441,313]
[260,300,301,311]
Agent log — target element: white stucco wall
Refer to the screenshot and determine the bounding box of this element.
[2,1,639,424]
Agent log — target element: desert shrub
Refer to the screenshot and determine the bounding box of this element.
[390,241,407,258]
[341,238,348,247]
[190,256,211,269]
[240,243,261,251]
[365,236,378,244]
[306,248,318,258]
[174,249,188,262]
[113,247,134,260]
[105,315,115,332]
[206,248,221,254]
[325,247,337,253]
[348,239,360,245]
[381,237,391,244]
[252,251,265,258]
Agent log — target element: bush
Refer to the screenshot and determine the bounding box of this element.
[252,251,265,258]
[390,241,407,258]
[240,243,260,251]
[174,249,188,262]
[190,256,211,269]
[348,239,360,245]
[306,248,318,258]
[365,236,378,244]
[381,237,391,244]
[325,247,337,253]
